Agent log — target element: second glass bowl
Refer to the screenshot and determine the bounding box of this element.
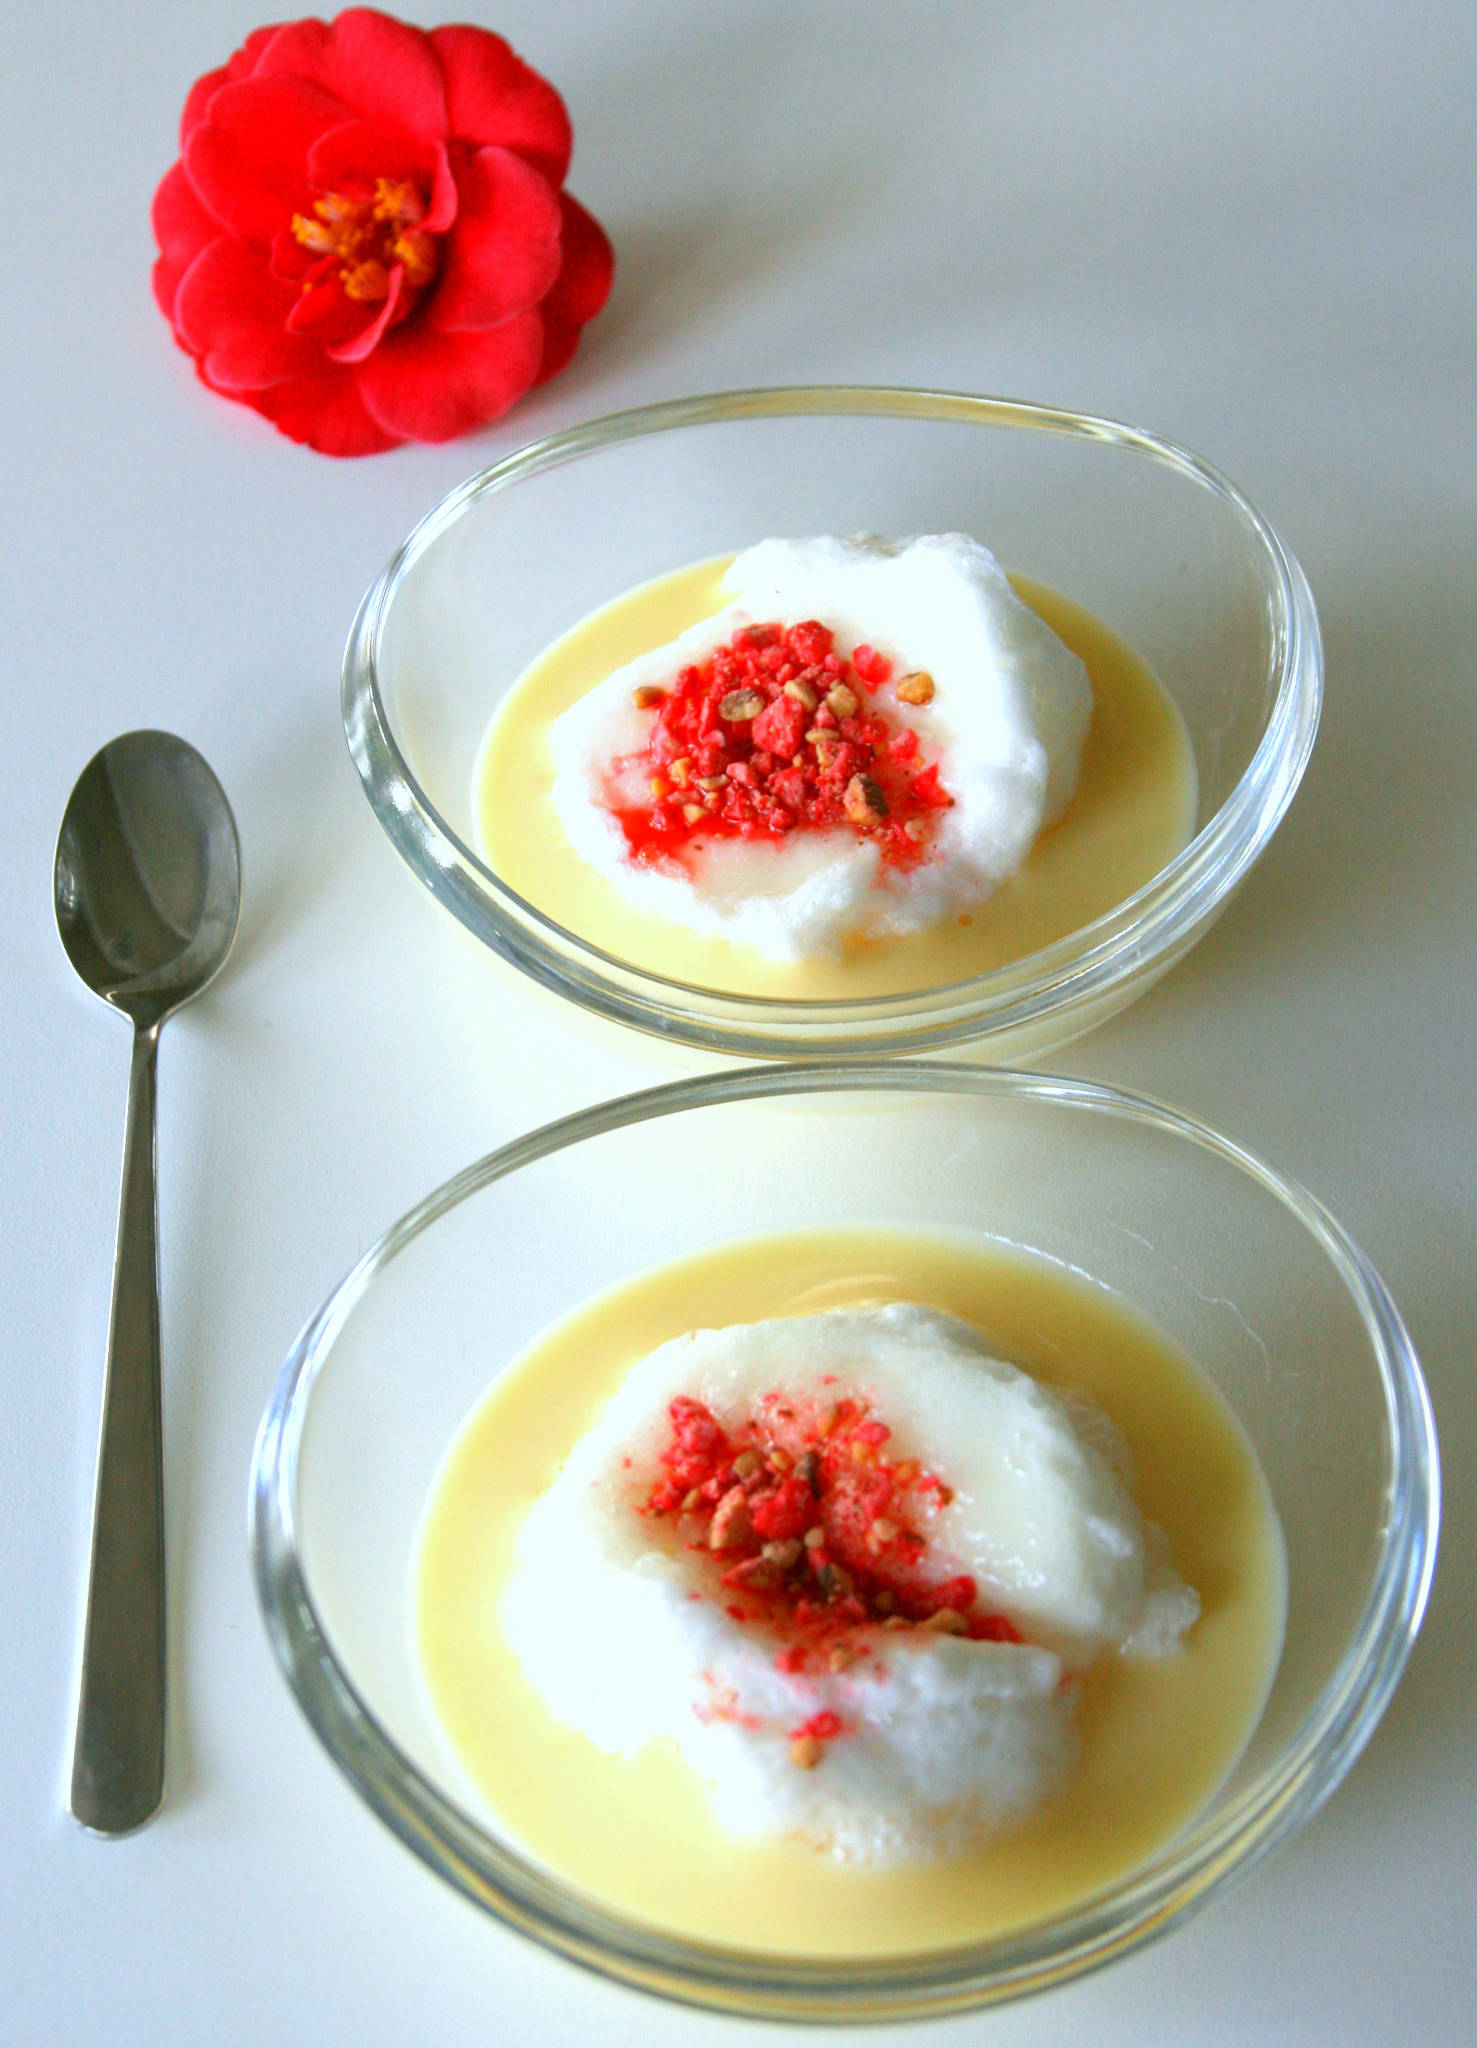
[250,1063,1436,2020]
[344,387,1322,1061]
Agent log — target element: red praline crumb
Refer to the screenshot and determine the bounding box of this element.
[791,1709,844,1742]
[640,1385,1023,1660]
[850,644,893,689]
[611,620,951,868]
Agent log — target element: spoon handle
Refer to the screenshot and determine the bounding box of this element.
[71,1020,166,1833]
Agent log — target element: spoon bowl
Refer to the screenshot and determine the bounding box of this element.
[55,731,241,1024]
[55,730,240,1832]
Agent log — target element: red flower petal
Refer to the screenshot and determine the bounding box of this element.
[306,117,428,193]
[325,267,405,364]
[228,21,290,81]
[429,146,562,333]
[185,75,349,245]
[546,191,616,329]
[269,225,317,283]
[534,311,579,388]
[429,23,571,183]
[252,8,448,146]
[150,162,221,321]
[305,122,457,234]
[174,238,322,390]
[179,25,282,144]
[248,368,405,456]
[532,193,615,383]
[422,143,459,236]
[356,309,544,442]
[284,269,372,349]
[179,65,231,148]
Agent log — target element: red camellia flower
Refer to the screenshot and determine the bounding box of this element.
[151,9,613,454]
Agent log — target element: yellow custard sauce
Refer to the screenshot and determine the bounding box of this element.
[473,558,1197,1001]
[414,1228,1284,1958]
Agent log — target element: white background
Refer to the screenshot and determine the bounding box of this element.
[3,3,1473,2042]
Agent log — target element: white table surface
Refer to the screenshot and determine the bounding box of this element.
[4,3,1473,2041]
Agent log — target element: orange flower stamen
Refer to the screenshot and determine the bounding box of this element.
[372,177,424,227]
[341,259,391,303]
[291,178,440,307]
[392,232,437,289]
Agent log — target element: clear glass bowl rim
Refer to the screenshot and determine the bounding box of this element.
[341,385,1324,1060]
[249,1061,1438,2022]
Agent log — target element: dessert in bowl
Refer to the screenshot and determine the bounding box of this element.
[343,388,1322,1062]
[250,1065,1436,2019]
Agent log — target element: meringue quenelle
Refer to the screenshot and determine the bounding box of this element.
[549,535,1091,963]
[504,1303,1197,1864]
[474,543,1195,1000]
[414,1230,1283,1954]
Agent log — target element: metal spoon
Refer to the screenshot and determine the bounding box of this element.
[54,731,241,1833]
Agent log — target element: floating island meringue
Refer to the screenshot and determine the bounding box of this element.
[503,1302,1198,1864]
[548,535,1094,963]
[473,544,1196,1003]
[414,1229,1285,1954]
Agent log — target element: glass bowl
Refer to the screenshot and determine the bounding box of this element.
[250,1064,1436,2021]
[342,387,1322,1064]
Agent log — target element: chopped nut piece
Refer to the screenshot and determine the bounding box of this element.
[904,818,928,841]
[803,1524,827,1549]
[670,756,691,785]
[732,1450,762,1481]
[632,683,666,709]
[843,774,889,826]
[709,1485,753,1550]
[649,775,669,800]
[719,687,764,721]
[828,1642,857,1672]
[825,682,859,718]
[682,802,705,824]
[818,1402,841,1436]
[896,670,935,705]
[782,678,819,710]
[725,1554,779,1589]
[695,774,726,791]
[818,1563,854,1601]
[789,1734,822,1770]
[761,1538,803,1570]
[865,1516,899,1555]
[923,1606,968,1634]
[680,1487,702,1512]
